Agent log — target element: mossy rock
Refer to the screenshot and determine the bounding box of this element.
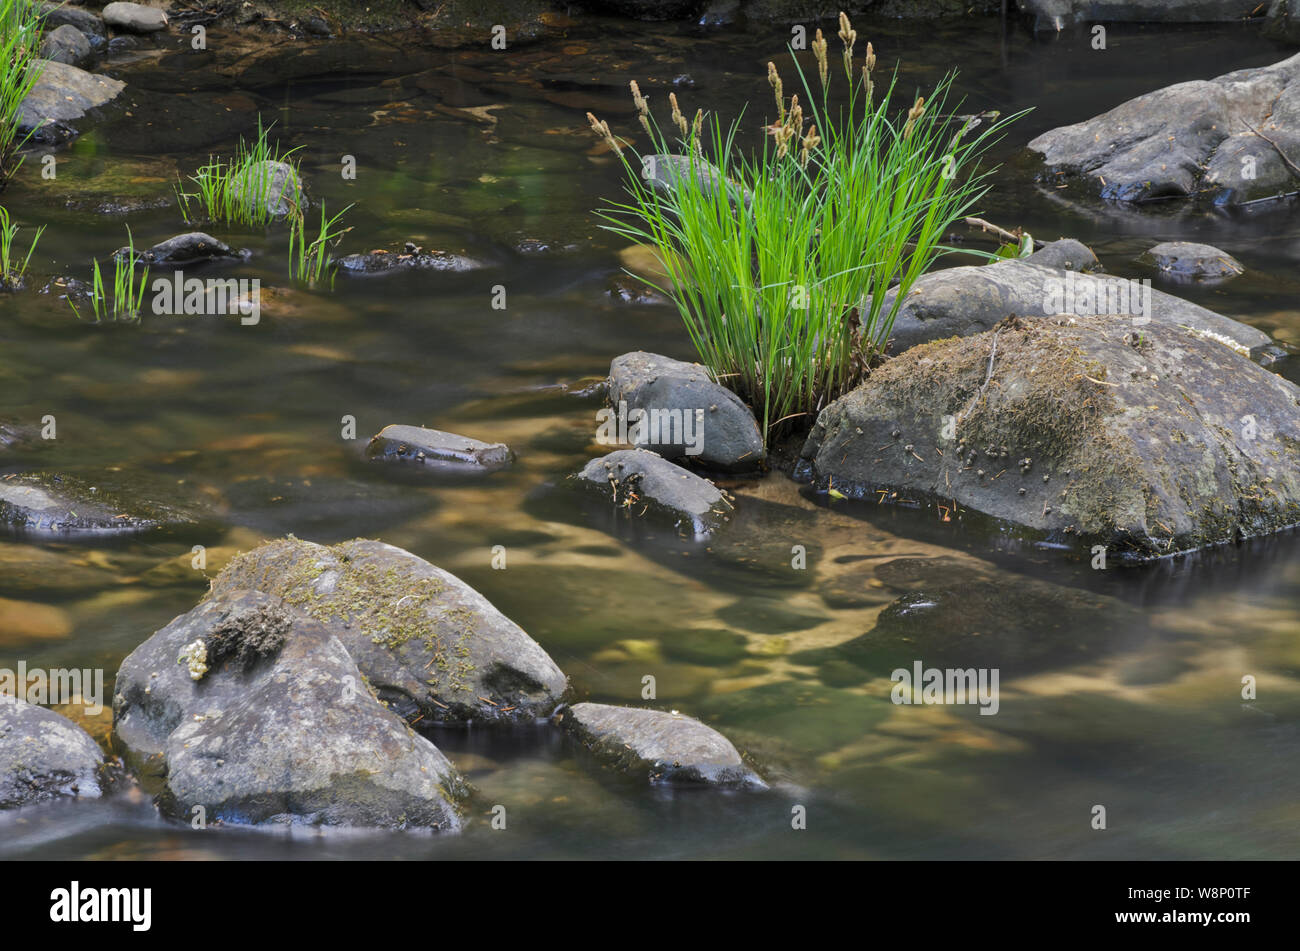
[801,314,1300,562]
[207,537,568,723]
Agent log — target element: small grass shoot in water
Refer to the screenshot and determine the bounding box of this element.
[0,204,43,289]
[69,227,150,322]
[289,202,353,288]
[589,11,1023,447]
[175,116,304,227]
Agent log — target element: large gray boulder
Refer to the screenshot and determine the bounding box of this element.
[1,699,104,809]
[1029,52,1300,205]
[607,351,764,471]
[877,240,1280,363]
[206,538,567,724]
[38,4,108,46]
[113,589,464,830]
[573,449,733,537]
[18,60,125,144]
[800,314,1300,562]
[556,702,765,788]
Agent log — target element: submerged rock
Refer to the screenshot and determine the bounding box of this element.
[117,232,247,266]
[18,60,126,144]
[1138,241,1244,282]
[556,702,765,788]
[1029,51,1300,205]
[365,424,513,473]
[607,351,764,472]
[102,2,168,34]
[573,449,733,537]
[227,159,303,219]
[0,471,197,537]
[336,244,482,275]
[1,699,104,809]
[39,25,93,68]
[206,538,568,724]
[113,590,463,830]
[800,315,1300,562]
[876,241,1279,362]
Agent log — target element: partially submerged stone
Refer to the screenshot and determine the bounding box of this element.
[120,232,247,266]
[114,589,464,830]
[366,424,513,473]
[18,60,126,144]
[607,351,764,472]
[0,471,197,536]
[1,699,104,809]
[875,243,1279,362]
[1139,241,1244,282]
[800,315,1300,562]
[1029,51,1300,205]
[206,538,568,723]
[573,449,733,537]
[556,702,765,788]
[336,244,482,275]
[644,153,752,209]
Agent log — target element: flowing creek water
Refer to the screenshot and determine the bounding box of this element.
[1,13,1299,859]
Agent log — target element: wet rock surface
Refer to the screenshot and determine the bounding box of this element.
[365,425,514,472]
[336,244,483,275]
[1029,51,1300,205]
[39,25,93,68]
[876,241,1279,362]
[227,159,303,219]
[102,2,169,34]
[38,4,108,45]
[607,351,764,472]
[0,699,104,810]
[1139,241,1244,282]
[1018,0,1265,29]
[801,315,1300,561]
[206,538,568,724]
[18,60,126,144]
[556,702,765,788]
[573,449,733,537]
[119,232,248,266]
[113,589,464,830]
[0,471,198,537]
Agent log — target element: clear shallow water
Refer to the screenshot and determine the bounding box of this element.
[1,14,1298,859]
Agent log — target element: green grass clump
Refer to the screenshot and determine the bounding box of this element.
[0,204,43,289]
[591,12,1022,446]
[0,0,44,187]
[69,227,150,322]
[175,117,304,227]
[288,201,352,288]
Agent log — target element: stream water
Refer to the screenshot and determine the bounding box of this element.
[1,12,1298,859]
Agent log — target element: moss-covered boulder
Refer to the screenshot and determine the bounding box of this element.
[1,699,104,809]
[207,538,568,723]
[113,589,464,831]
[799,315,1300,562]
